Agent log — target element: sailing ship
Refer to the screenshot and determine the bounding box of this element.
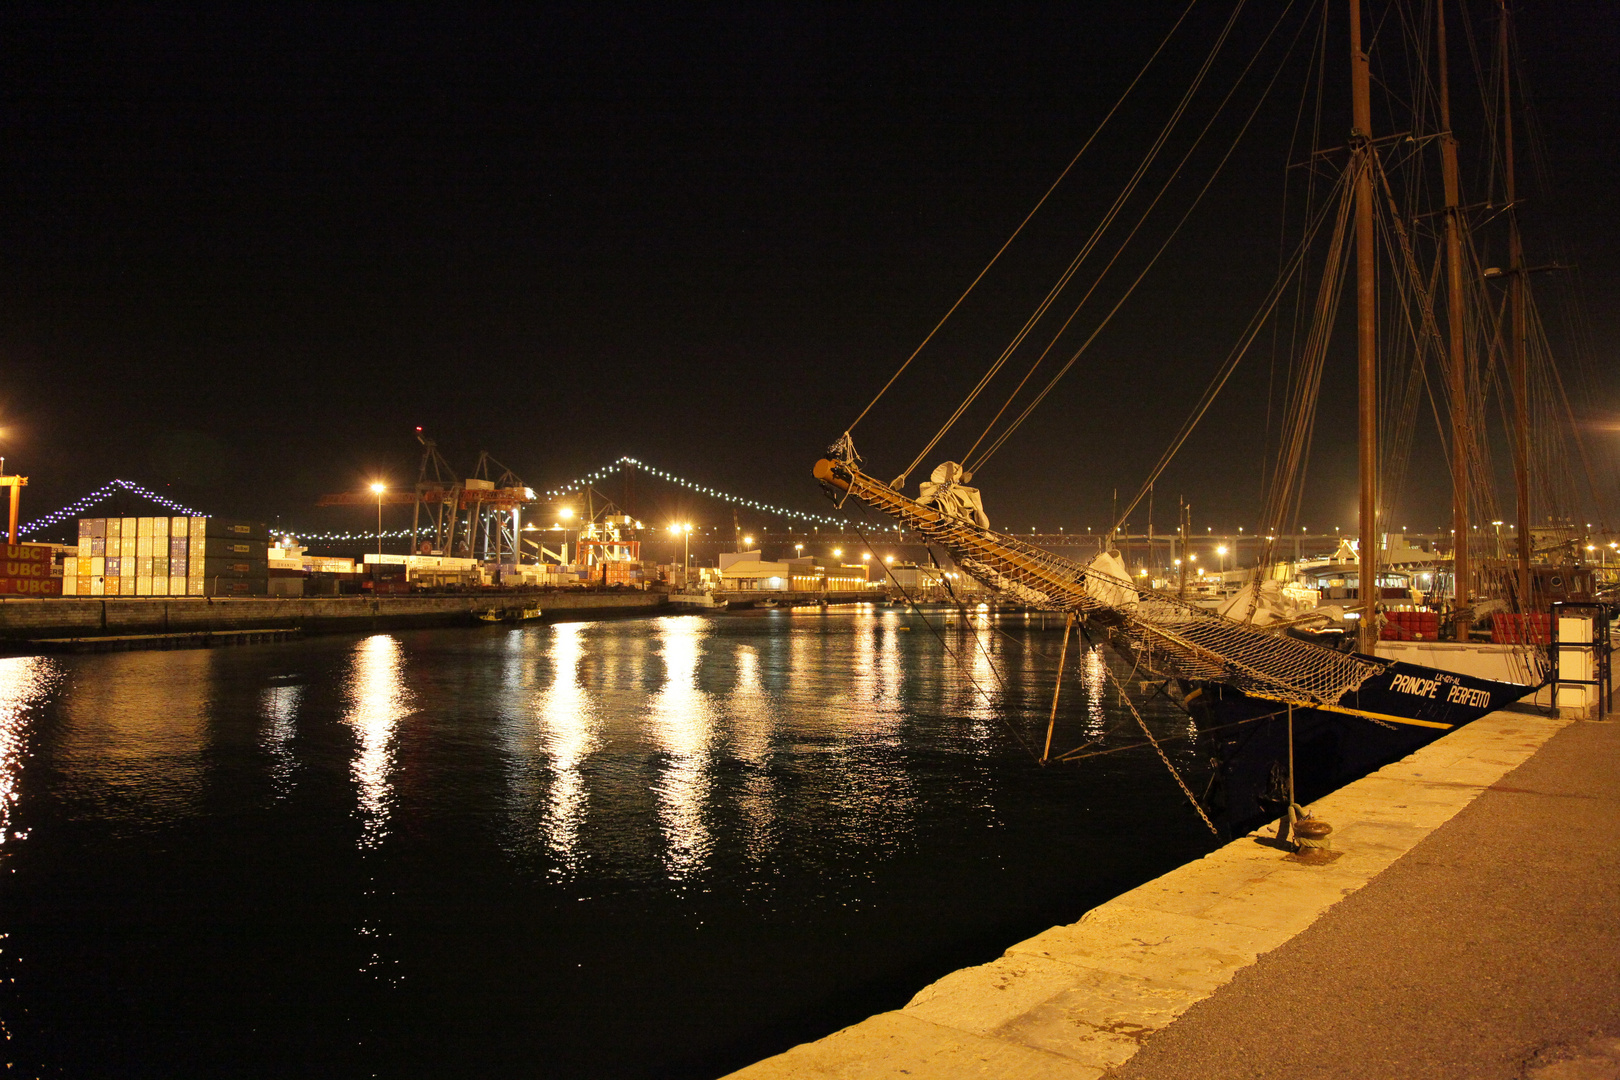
[809,0,1608,833]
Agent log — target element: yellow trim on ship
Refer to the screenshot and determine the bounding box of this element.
[1250,693,1456,730]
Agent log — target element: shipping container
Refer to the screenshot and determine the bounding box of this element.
[0,573,62,596]
[202,518,270,542]
[136,534,152,558]
[90,536,106,557]
[64,556,78,578]
[171,516,188,538]
[136,575,153,596]
[168,575,188,595]
[153,557,169,579]
[202,538,269,560]
[122,518,139,544]
[106,557,122,576]
[77,576,91,595]
[78,520,94,542]
[172,556,188,578]
[89,576,105,596]
[86,519,106,539]
[105,575,121,594]
[89,556,105,576]
[106,518,121,543]
[202,555,269,578]
[188,577,204,596]
[205,577,270,597]
[62,576,78,596]
[190,517,206,540]
[169,536,188,559]
[77,538,92,559]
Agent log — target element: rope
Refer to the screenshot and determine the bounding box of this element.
[899,0,1250,484]
[963,0,1305,472]
[1093,646,1219,835]
[968,0,1311,475]
[844,0,1205,439]
[847,516,1041,764]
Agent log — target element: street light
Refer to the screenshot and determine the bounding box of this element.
[669,522,692,582]
[369,482,386,561]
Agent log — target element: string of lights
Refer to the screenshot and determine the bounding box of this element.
[544,456,850,527]
[25,458,898,545]
[20,479,205,537]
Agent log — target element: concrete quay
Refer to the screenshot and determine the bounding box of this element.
[724,706,1618,1079]
[0,591,666,644]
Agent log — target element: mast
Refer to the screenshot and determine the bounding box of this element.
[1436,0,1471,640]
[1350,0,1379,654]
[1500,0,1532,611]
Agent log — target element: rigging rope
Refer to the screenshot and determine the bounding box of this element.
[897,0,1251,485]
[967,0,1312,477]
[844,0,1205,439]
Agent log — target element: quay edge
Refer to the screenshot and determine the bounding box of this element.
[721,704,1582,1079]
[0,593,668,644]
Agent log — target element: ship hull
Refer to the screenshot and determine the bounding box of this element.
[1186,654,1535,835]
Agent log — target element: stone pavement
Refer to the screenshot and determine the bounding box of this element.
[723,707,1617,1079]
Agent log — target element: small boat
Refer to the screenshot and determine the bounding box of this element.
[476,606,543,623]
[668,590,729,610]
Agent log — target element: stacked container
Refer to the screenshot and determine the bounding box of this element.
[64,517,269,597]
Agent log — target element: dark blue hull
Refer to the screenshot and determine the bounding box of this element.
[1187,653,1536,835]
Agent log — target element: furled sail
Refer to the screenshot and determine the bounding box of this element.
[816,450,1381,708]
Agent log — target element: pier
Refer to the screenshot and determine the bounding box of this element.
[724,705,1618,1078]
[0,591,666,644]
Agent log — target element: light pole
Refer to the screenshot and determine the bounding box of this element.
[669,522,691,584]
[369,482,386,561]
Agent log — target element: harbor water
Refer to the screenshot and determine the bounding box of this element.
[0,607,1215,1078]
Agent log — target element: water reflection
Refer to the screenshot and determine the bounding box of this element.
[537,622,600,872]
[1083,645,1108,736]
[649,617,715,880]
[0,657,60,850]
[344,635,413,850]
[727,647,777,864]
[260,684,302,797]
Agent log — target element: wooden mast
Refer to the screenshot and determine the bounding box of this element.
[1436,0,1472,640]
[1500,0,1533,611]
[1350,0,1380,655]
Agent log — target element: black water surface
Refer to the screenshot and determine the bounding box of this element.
[0,608,1216,1078]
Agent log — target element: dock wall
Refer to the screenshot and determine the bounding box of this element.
[724,706,1573,1079]
[0,592,665,642]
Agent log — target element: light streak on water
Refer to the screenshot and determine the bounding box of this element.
[537,621,600,872]
[260,683,302,797]
[0,656,58,850]
[344,634,412,850]
[649,616,715,881]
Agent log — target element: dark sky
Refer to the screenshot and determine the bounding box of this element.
[3,2,1616,542]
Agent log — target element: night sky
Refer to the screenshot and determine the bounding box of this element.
[3,2,1616,542]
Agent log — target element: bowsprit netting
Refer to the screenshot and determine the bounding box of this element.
[817,454,1380,708]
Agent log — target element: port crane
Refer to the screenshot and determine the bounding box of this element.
[316,429,537,561]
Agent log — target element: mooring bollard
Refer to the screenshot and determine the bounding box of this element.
[1292,816,1333,853]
